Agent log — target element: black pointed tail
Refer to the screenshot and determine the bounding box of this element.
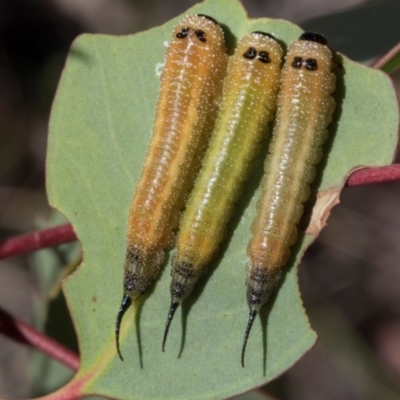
[115,294,132,361]
[241,310,257,367]
[162,302,179,352]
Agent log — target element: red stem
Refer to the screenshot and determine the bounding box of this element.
[346,164,400,187]
[0,306,79,371]
[0,165,399,261]
[0,223,76,259]
[370,41,400,70]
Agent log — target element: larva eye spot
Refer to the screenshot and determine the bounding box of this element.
[195,14,218,25]
[176,27,190,39]
[258,50,271,64]
[299,31,328,46]
[304,58,318,71]
[292,56,303,68]
[243,47,257,60]
[194,29,207,43]
[251,31,277,42]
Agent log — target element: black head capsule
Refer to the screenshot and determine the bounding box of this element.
[241,309,257,367]
[252,31,278,42]
[162,301,180,351]
[115,294,132,361]
[299,31,328,46]
[196,14,218,25]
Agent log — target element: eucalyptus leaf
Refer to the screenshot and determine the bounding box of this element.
[46,0,398,398]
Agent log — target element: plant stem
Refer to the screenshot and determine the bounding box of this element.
[347,164,400,187]
[0,223,76,259]
[0,306,79,371]
[371,41,400,73]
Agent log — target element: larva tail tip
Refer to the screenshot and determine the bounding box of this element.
[196,14,218,25]
[115,294,132,361]
[241,309,257,368]
[117,344,124,362]
[251,31,277,42]
[162,301,180,352]
[299,31,328,46]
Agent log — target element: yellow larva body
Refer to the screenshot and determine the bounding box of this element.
[116,14,228,360]
[163,32,283,349]
[124,15,227,296]
[242,32,336,365]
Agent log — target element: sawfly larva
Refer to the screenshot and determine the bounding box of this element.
[115,14,228,360]
[241,32,336,366]
[162,31,284,350]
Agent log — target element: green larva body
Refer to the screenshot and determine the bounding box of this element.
[163,32,283,349]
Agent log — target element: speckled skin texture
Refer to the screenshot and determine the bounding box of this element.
[246,37,336,310]
[123,15,228,300]
[170,33,283,303]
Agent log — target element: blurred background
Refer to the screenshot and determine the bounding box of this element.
[0,0,400,399]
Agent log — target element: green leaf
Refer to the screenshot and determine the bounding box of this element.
[46,0,399,398]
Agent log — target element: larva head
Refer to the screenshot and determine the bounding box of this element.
[172,14,226,52]
[286,31,333,76]
[234,31,283,70]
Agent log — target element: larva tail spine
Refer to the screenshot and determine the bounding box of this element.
[115,294,131,361]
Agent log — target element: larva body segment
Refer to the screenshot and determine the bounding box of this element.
[163,32,284,349]
[242,32,336,366]
[116,14,228,360]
